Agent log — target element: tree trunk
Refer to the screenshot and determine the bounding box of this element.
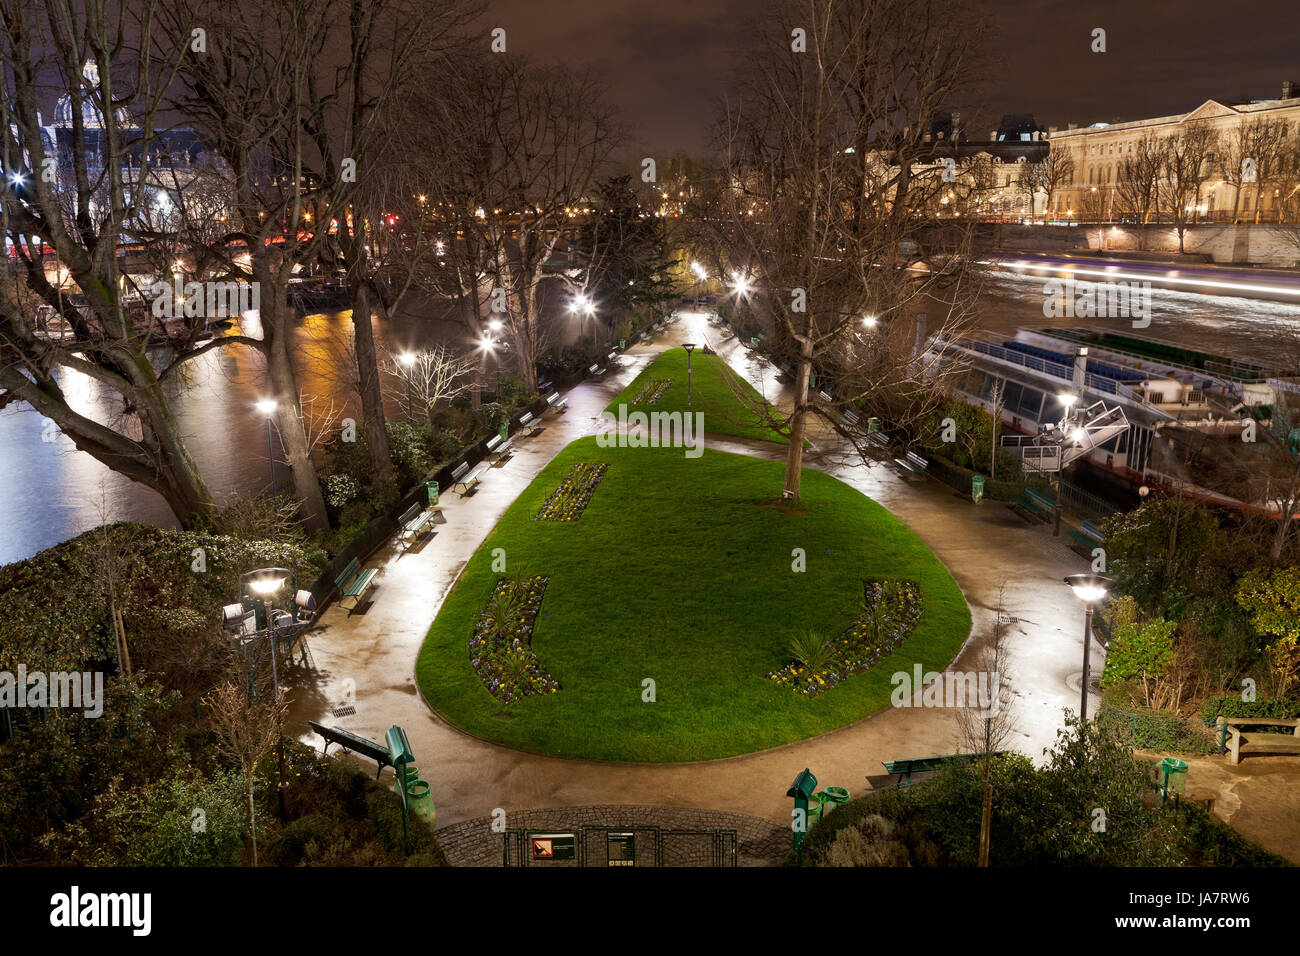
[350,283,395,490]
[262,318,329,530]
[782,339,814,500]
[978,781,992,867]
[245,772,258,867]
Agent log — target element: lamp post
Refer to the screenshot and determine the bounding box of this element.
[246,567,291,821]
[254,400,277,491]
[1064,573,1113,723]
[683,343,696,410]
[397,352,416,422]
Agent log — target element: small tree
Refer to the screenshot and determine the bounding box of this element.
[203,680,284,867]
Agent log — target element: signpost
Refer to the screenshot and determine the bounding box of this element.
[530,833,576,861]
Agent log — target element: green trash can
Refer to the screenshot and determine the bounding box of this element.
[806,792,825,826]
[425,480,439,506]
[406,780,436,822]
[868,417,881,434]
[1161,757,1188,795]
[619,338,627,349]
[498,423,509,442]
[823,786,850,814]
[971,474,985,503]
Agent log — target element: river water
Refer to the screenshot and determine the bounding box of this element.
[3,260,1299,566]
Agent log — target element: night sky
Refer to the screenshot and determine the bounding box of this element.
[484,0,1300,153]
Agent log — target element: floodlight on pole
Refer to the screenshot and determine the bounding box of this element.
[683,343,696,410]
[397,353,417,422]
[1064,572,1113,722]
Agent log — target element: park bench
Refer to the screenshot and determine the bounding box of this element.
[537,380,553,395]
[1216,716,1300,764]
[334,557,378,615]
[485,431,514,464]
[640,331,651,342]
[606,350,619,364]
[896,450,928,474]
[1011,487,1055,524]
[308,721,393,778]
[545,391,568,415]
[517,410,543,436]
[818,389,834,403]
[451,460,485,496]
[589,362,606,377]
[876,751,1007,788]
[1068,520,1105,553]
[719,328,734,341]
[397,502,435,552]
[838,407,861,429]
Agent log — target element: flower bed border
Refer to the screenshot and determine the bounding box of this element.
[534,462,608,522]
[632,378,674,405]
[768,579,923,697]
[468,574,561,703]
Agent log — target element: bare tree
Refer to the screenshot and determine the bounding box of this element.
[1020,149,1074,222]
[706,0,988,500]
[204,678,284,867]
[955,587,1017,868]
[0,0,223,524]
[414,54,622,392]
[1116,134,1161,243]
[1157,124,1218,253]
[383,345,474,422]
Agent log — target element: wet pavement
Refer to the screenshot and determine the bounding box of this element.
[287,312,1104,830]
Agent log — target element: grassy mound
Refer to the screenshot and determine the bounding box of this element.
[415,438,970,761]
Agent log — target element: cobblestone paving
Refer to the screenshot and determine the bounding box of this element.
[436,804,790,866]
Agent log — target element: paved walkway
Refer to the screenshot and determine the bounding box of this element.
[287,312,1098,830]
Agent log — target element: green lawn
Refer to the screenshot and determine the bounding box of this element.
[415,438,970,761]
[607,346,787,443]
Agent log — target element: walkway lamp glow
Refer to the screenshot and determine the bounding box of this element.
[1063,573,1113,723]
[397,352,417,422]
[254,400,278,490]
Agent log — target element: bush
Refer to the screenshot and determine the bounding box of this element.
[1198,696,1300,725]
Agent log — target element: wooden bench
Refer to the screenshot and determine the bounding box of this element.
[334,557,378,615]
[451,460,485,496]
[1217,716,1300,764]
[838,408,862,429]
[308,721,393,779]
[588,362,606,377]
[545,391,568,415]
[485,432,513,463]
[1068,520,1105,552]
[1011,487,1055,524]
[397,502,434,552]
[518,410,542,436]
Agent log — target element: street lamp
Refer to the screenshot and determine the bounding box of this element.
[683,343,696,410]
[246,567,291,820]
[397,352,416,422]
[1063,572,1114,723]
[254,400,278,490]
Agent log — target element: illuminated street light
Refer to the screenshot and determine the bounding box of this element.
[242,567,291,820]
[862,315,878,329]
[1063,572,1114,722]
[730,272,751,296]
[487,318,503,332]
[569,293,595,316]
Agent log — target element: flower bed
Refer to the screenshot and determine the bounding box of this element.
[468,575,561,703]
[632,378,673,405]
[768,579,923,697]
[534,462,608,521]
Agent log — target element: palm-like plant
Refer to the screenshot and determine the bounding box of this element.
[789,630,834,673]
[484,585,523,640]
